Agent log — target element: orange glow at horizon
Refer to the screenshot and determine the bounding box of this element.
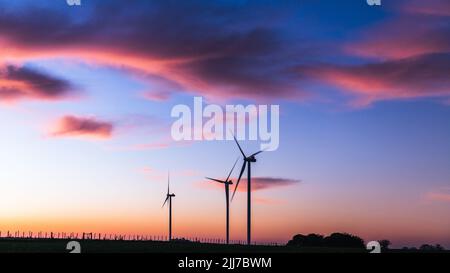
[1,188,449,247]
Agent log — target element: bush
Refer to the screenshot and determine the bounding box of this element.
[287,233,324,247]
[287,232,365,249]
[379,239,391,250]
[323,233,365,248]
[419,244,445,252]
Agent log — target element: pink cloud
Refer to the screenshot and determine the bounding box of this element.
[346,21,449,60]
[424,188,450,203]
[140,166,154,174]
[402,0,450,17]
[131,142,170,151]
[49,115,114,139]
[141,90,172,102]
[316,0,450,106]
[303,53,450,105]
[203,176,300,192]
[346,1,449,60]
[248,177,301,191]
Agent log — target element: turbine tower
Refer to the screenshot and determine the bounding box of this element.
[231,135,263,245]
[162,172,175,241]
[206,158,239,244]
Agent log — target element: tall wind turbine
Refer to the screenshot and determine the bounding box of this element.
[231,135,264,245]
[205,158,239,244]
[162,172,176,241]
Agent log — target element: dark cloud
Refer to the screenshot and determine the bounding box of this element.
[346,15,450,59]
[0,65,74,102]
[305,0,450,106]
[0,0,305,101]
[0,0,448,104]
[234,177,300,192]
[252,177,300,191]
[50,115,114,139]
[302,53,450,105]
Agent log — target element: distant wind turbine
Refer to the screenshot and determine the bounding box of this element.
[205,158,239,244]
[162,172,176,241]
[231,135,264,245]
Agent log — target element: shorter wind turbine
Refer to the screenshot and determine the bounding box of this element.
[162,172,176,241]
[205,158,239,244]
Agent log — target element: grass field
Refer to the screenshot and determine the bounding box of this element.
[2,238,448,253]
[0,238,368,253]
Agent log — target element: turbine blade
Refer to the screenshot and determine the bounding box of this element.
[226,157,239,182]
[251,149,265,157]
[167,171,170,195]
[231,161,247,201]
[232,133,246,158]
[162,196,169,208]
[206,177,225,183]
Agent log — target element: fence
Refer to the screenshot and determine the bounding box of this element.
[0,231,280,246]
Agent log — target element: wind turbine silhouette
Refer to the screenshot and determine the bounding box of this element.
[231,135,264,245]
[162,172,175,241]
[205,158,239,244]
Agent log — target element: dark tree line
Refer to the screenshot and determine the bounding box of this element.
[287,233,365,248]
[287,233,447,252]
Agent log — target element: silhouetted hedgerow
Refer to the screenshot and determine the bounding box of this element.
[287,232,365,249]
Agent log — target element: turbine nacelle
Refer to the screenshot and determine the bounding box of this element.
[207,179,233,185]
[162,172,175,208]
[205,157,239,187]
[231,134,264,201]
[246,156,257,162]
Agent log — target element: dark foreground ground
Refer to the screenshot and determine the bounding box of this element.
[0,238,370,253]
[1,238,447,253]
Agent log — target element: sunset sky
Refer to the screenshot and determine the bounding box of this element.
[0,0,449,248]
